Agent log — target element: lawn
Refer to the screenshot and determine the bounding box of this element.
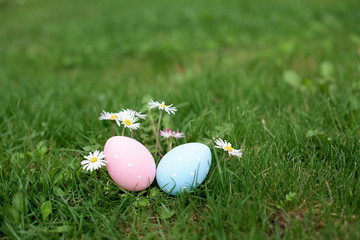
[1,0,360,239]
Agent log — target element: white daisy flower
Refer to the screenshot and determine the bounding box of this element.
[148,99,177,115]
[148,99,160,109]
[81,150,106,172]
[214,138,242,159]
[118,110,140,130]
[99,111,121,126]
[125,109,146,120]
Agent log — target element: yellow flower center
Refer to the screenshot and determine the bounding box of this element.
[160,104,167,108]
[225,146,233,152]
[90,157,98,163]
[110,115,118,120]
[124,119,131,125]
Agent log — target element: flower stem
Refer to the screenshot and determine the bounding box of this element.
[169,140,172,151]
[229,176,232,194]
[122,127,125,136]
[131,129,133,139]
[112,122,116,136]
[149,112,157,136]
[155,111,163,157]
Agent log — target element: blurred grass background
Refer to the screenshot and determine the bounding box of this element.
[1,0,360,239]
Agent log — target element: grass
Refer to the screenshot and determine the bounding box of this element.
[1,0,360,238]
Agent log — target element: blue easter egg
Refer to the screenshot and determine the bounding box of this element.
[156,142,212,195]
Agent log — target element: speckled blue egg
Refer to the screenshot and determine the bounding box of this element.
[156,143,211,195]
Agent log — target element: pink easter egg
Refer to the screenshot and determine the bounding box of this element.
[104,136,156,191]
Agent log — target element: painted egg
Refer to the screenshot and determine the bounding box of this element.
[104,136,156,191]
[156,143,211,195]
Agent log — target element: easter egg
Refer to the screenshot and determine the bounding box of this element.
[104,136,156,191]
[156,143,211,195]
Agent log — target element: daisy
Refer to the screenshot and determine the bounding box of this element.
[160,129,172,140]
[160,129,185,150]
[125,109,146,120]
[118,110,140,130]
[160,129,185,140]
[173,130,185,139]
[214,138,243,159]
[81,150,106,172]
[99,111,121,126]
[148,100,177,156]
[148,100,177,115]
